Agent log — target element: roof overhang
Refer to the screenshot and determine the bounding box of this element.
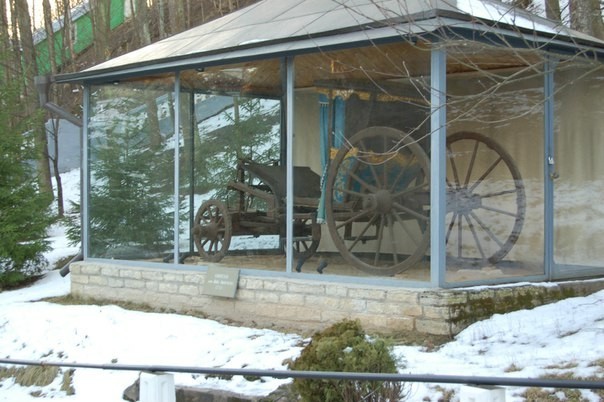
[55,0,604,84]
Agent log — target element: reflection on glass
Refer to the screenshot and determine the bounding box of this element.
[446,59,545,283]
[193,95,282,259]
[554,64,604,271]
[194,94,281,248]
[178,90,195,260]
[294,43,432,279]
[446,132,525,265]
[179,62,284,269]
[88,82,176,259]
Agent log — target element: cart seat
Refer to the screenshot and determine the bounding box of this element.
[238,159,322,203]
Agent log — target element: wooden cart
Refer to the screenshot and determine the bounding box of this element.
[193,127,526,276]
[192,158,322,268]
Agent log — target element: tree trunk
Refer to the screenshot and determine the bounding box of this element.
[155,0,167,39]
[134,0,152,46]
[10,0,23,83]
[168,0,186,35]
[545,0,561,22]
[59,0,76,64]
[43,0,58,73]
[145,96,163,151]
[44,0,69,215]
[14,0,54,197]
[513,0,532,9]
[570,0,604,39]
[50,118,65,217]
[90,0,112,61]
[0,0,12,83]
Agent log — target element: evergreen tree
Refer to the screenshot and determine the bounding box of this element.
[88,95,175,258]
[0,81,55,288]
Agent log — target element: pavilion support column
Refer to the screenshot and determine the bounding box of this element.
[82,85,90,259]
[173,73,181,264]
[430,45,447,287]
[285,57,295,274]
[544,57,557,280]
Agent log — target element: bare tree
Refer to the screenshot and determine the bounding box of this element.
[213,0,239,15]
[14,0,53,196]
[152,0,167,39]
[42,0,58,74]
[0,0,12,83]
[510,0,533,10]
[42,0,69,216]
[570,0,604,39]
[545,0,562,21]
[90,0,111,60]
[167,0,186,35]
[133,0,152,46]
[58,0,76,64]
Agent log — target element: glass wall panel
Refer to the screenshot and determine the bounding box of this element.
[88,76,176,260]
[178,60,284,270]
[553,62,604,275]
[446,46,545,283]
[294,43,432,280]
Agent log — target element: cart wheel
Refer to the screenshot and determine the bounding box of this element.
[446,131,525,265]
[193,199,232,262]
[325,126,430,276]
[287,216,321,258]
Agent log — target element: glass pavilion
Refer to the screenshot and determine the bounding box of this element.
[56,0,604,288]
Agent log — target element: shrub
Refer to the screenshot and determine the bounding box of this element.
[290,319,404,402]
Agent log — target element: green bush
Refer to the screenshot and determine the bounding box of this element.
[290,319,404,402]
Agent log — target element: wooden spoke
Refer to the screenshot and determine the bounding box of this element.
[193,199,232,262]
[446,132,525,265]
[326,126,430,276]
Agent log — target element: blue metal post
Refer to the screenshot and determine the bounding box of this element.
[285,57,295,273]
[173,73,181,265]
[82,85,90,259]
[544,57,556,280]
[430,46,447,287]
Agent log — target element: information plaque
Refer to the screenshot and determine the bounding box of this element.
[202,267,240,298]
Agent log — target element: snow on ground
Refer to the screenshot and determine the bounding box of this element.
[0,169,603,401]
[0,270,303,401]
[1,271,603,401]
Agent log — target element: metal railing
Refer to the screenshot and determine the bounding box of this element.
[1,358,603,390]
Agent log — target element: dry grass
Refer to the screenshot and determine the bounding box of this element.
[0,366,59,387]
[422,386,455,402]
[61,369,75,395]
[523,387,588,401]
[505,363,523,373]
[545,362,579,370]
[0,366,76,396]
[521,361,604,402]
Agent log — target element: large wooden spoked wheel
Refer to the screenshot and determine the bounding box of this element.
[446,131,525,265]
[193,199,232,262]
[325,126,431,276]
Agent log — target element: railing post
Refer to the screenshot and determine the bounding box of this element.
[459,385,506,402]
[139,371,176,402]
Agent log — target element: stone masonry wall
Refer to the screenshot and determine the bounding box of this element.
[69,261,604,337]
